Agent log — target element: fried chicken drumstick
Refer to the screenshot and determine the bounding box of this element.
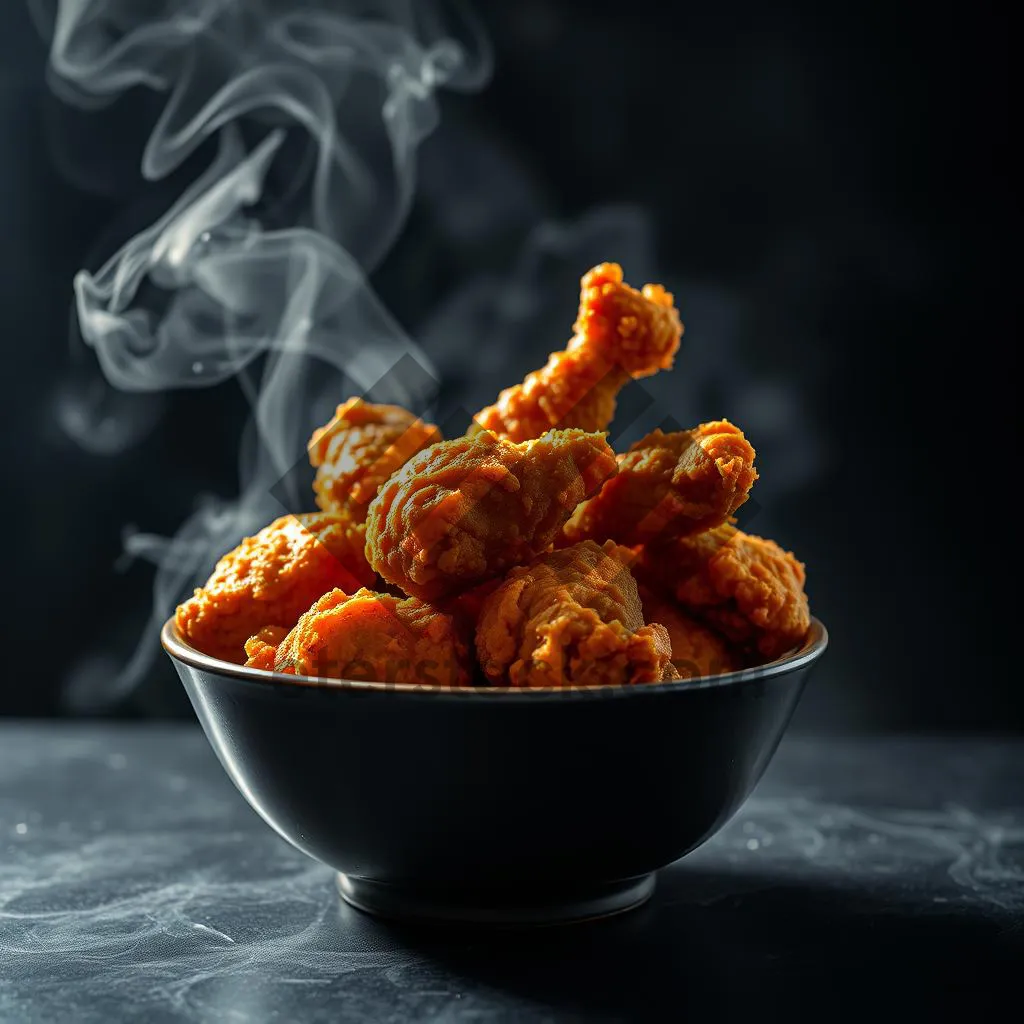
[470,263,682,441]
[635,524,809,661]
[172,253,815,687]
[308,397,442,524]
[365,428,617,602]
[475,540,676,688]
[243,587,472,686]
[563,420,757,546]
[175,513,376,663]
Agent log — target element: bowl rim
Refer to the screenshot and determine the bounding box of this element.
[162,615,827,699]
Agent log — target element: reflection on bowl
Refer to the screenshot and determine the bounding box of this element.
[162,616,827,926]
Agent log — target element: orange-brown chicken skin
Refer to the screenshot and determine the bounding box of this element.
[176,259,814,686]
[635,524,810,662]
[308,397,442,523]
[365,429,618,602]
[638,587,739,679]
[243,626,293,673]
[175,513,375,664]
[470,263,682,441]
[475,540,676,688]
[260,588,472,686]
[563,420,757,546]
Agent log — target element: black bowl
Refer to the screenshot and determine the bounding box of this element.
[163,616,827,925]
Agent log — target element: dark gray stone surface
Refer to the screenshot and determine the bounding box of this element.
[1,725,1020,1021]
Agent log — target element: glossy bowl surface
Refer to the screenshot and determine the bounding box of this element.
[163,616,827,924]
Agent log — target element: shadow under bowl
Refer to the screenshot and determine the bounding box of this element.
[163,616,827,926]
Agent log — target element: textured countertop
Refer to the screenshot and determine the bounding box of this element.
[1,724,1020,1021]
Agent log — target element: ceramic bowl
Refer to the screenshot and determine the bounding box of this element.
[163,616,828,925]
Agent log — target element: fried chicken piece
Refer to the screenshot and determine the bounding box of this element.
[366,429,618,602]
[264,588,472,686]
[175,513,375,664]
[308,397,442,523]
[563,421,757,546]
[472,354,626,443]
[243,626,292,672]
[475,540,676,688]
[470,263,682,441]
[639,587,739,679]
[635,524,810,661]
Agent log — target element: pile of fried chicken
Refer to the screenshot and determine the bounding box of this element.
[175,263,810,688]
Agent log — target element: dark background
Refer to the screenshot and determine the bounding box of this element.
[0,1,1014,731]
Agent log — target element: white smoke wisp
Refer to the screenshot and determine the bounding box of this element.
[30,0,490,708]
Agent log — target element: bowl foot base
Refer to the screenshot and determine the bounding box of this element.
[337,872,656,927]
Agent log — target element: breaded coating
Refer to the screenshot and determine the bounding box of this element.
[175,513,375,664]
[365,429,618,602]
[635,524,810,661]
[473,351,628,442]
[243,626,292,672]
[470,263,682,441]
[308,397,442,523]
[639,587,739,679]
[475,540,676,688]
[266,588,472,686]
[179,253,816,685]
[563,420,757,546]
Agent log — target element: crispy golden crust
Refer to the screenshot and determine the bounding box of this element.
[243,626,292,672]
[570,263,681,375]
[174,513,375,664]
[472,353,629,443]
[475,540,676,688]
[365,429,618,602]
[266,588,471,686]
[183,259,814,688]
[638,587,739,679]
[635,524,809,662]
[563,421,757,546]
[308,397,442,523]
[470,263,682,441]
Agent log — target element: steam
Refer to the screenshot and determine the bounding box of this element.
[32,0,489,708]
